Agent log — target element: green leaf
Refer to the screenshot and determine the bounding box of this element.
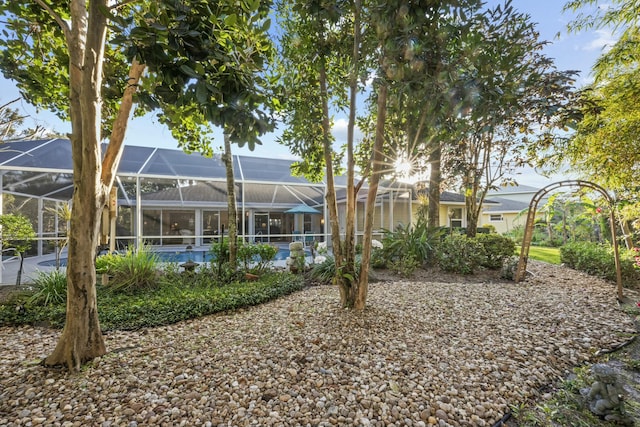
[195,82,208,104]
[224,14,237,26]
[180,64,199,78]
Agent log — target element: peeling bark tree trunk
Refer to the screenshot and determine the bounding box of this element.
[43,0,145,370]
[342,0,361,307]
[44,0,108,370]
[318,55,349,306]
[223,131,238,267]
[355,83,387,310]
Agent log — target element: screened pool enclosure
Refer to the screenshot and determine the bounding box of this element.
[0,139,413,258]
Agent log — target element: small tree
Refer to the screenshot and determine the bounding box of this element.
[0,213,36,285]
[45,201,71,270]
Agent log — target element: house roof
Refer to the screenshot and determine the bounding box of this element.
[482,197,530,213]
[487,184,540,195]
[0,138,355,204]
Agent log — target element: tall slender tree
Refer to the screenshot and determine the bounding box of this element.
[277,0,484,309]
[443,2,578,237]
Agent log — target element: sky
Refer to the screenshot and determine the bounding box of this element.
[0,0,615,186]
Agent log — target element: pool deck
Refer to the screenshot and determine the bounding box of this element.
[0,253,58,287]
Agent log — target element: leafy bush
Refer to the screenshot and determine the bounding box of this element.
[559,241,585,269]
[159,262,216,289]
[475,234,516,269]
[253,243,278,272]
[560,242,611,278]
[237,241,277,273]
[28,270,67,306]
[310,256,363,285]
[387,253,419,277]
[209,238,229,263]
[481,224,497,234]
[380,220,444,269]
[500,256,519,280]
[370,248,386,269]
[209,238,244,282]
[99,245,160,293]
[560,242,640,285]
[436,234,484,274]
[0,271,304,330]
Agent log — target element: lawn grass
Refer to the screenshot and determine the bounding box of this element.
[518,246,561,264]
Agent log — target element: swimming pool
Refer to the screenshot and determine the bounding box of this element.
[37,247,311,267]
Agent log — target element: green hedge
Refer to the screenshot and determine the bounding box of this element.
[0,272,304,331]
[560,241,640,286]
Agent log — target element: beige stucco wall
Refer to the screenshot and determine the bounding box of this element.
[408,202,467,228]
[479,212,527,234]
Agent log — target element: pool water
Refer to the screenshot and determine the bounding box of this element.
[37,247,311,267]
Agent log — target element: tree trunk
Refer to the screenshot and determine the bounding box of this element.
[318,55,349,305]
[355,83,387,310]
[427,144,441,228]
[44,0,108,370]
[223,131,238,268]
[45,183,106,370]
[101,59,146,187]
[465,178,478,238]
[16,252,24,286]
[342,0,361,307]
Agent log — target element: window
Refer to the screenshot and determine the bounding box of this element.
[489,214,503,222]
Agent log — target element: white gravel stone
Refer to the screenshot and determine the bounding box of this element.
[0,262,636,426]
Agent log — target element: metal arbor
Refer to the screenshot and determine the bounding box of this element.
[514,180,624,300]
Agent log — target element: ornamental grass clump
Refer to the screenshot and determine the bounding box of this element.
[99,245,160,293]
[28,269,67,306]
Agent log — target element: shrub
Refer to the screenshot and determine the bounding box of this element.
[559,241,583,269]
[380,220,444,269]
[436,234,483,274]
[159,262,219,289]
[209,238,255,282]
[500,256,519,280]
[100,245,160,293]
[370,248,386,269]
[387,253,419,277]
[28,270,67,306]
[210,238,230,263]
[254,243,278,272]
[481,224,497,234]
[475,234,516,269]
[237,241,277,273]
[310,256,363,285]
[560,242,611,278]
[560,242,640,285]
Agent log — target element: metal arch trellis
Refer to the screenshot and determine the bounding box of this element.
[514,179,624,300]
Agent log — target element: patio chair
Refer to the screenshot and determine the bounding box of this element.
[304,232,314,247]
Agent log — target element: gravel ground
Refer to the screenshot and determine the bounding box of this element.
[0,262,637,427]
